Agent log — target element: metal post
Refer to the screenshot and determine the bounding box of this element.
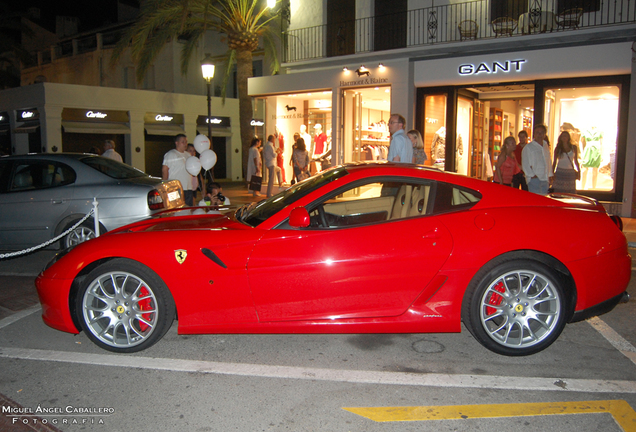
[92,197,100,237]
[206,79,212,142]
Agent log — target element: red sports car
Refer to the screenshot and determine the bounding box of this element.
[35,163,631,356]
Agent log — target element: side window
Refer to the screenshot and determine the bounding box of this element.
[307,179,433,229]
[9,162,75,192]
[431,182,482,214]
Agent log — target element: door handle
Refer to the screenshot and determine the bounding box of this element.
[51,199,65,205]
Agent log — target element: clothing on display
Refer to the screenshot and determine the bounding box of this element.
[432,127,446,161]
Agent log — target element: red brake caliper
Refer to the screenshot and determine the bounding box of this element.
[137,286,152,332]
[486,281,506,316]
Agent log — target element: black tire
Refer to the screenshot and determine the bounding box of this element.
[75,258,176,353]
[463,259,567,356]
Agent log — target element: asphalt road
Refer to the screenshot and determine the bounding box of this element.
[1,249,636,431]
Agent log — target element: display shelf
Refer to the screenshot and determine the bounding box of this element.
[489,108,503,161]
[471,100,484,178]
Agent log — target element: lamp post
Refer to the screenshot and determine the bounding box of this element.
[201,53,215,142]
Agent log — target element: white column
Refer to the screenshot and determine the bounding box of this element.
[622,47,636,217]
[41,105,63,153]
[128,111,145,171]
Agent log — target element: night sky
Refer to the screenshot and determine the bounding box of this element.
[15,0,136,33]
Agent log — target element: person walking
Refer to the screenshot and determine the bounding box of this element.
[522,124,553,195]
[387,114,413,163]
[162,133,194,206]
[246,137,262,197]
[102,140,123,162]
[264,134,282,197]
[552,131,580,193]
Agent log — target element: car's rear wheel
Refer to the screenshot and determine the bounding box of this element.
[63,221,97,249]
[463,259,567,356]
[76,259,175,353]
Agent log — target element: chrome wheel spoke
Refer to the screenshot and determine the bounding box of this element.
[480,269,561,350]
[82,271,159,349]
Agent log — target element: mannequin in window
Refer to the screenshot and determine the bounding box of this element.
[581,126,602,189]
[275,126,286,184]
[432,126,446,161]
[300,124,312,158]
[313,123,327,159]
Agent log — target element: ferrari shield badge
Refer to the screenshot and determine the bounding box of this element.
[174,249,187,264]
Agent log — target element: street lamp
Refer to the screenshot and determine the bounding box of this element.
[201,53,215,141]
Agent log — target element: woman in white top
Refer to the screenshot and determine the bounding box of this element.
[551,131,580,194]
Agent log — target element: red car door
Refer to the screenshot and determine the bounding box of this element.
[247,215,453,322]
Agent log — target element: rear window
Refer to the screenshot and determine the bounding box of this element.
[81,156,148,180]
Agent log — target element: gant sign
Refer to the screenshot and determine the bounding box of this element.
[458,59,526,76]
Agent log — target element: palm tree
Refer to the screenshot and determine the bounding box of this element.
[112,0,282,177]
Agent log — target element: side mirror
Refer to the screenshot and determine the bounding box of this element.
[289,206,310,228]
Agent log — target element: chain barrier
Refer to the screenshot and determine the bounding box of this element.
[0,208,95,260]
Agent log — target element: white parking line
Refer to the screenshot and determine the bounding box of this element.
[1,346,636,394]
[588,316,636,365]
[0,306,40,330]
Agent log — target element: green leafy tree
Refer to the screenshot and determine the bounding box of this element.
[112,0,282,177]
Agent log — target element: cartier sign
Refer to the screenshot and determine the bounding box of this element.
[458,59,526,76]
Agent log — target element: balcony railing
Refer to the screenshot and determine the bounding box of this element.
[284,0,636,63]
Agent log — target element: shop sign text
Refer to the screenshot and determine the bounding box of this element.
[21,111,35,119]
[207,118,223,124]
[86,111,107,119]
[340,77,389,87]
[250,120,265,126]
[273,113,307,120]
[155,114,174,122]
[458,59,526,76]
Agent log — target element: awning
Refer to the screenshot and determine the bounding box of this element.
[62,121,131,134]
[14,121,40,133]
[196,126,232,137]
[145,124,185,136]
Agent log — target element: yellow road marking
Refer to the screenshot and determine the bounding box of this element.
[344,400,636,431]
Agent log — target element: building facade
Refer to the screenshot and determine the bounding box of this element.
[249,0,636,216]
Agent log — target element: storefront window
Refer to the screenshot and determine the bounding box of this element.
[259,91,333,181]
[456,97,472,176]
[544,86,619,192]
[342,86,391,164]
[423,94,447,170]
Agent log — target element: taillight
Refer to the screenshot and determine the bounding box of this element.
[610,214,623,231]
[148,190,164,210]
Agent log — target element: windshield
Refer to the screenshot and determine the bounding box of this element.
[240,166,349,227]
[80,155,149,179]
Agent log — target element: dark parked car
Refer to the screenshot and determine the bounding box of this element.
[0,153,184,250]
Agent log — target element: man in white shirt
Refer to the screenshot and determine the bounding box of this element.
[522,124,553,195]
[264,134,282,197]
[162,134,194,206]
[102,140,123,163]
[387,113,413,163]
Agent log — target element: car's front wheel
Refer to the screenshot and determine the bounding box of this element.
[463,259,568,356]
[76,259,175,353]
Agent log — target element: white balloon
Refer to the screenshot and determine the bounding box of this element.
[200,149,217,170]
[186,156,202,177]
[193,135,210,154]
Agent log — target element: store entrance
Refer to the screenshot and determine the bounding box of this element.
[341,86,391,164]
[418,84,535,181]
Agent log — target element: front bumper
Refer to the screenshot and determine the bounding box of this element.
[35,274,79,334]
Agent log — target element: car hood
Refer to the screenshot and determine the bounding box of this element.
[107,208,247,234]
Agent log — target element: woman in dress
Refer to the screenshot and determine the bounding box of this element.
[552,131,580,193]
[407,129,427,165]
[494,136,521,186]
[246,137,262,196]
[292,137,310,181]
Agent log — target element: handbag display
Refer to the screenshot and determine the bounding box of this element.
[249,175,262,191]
